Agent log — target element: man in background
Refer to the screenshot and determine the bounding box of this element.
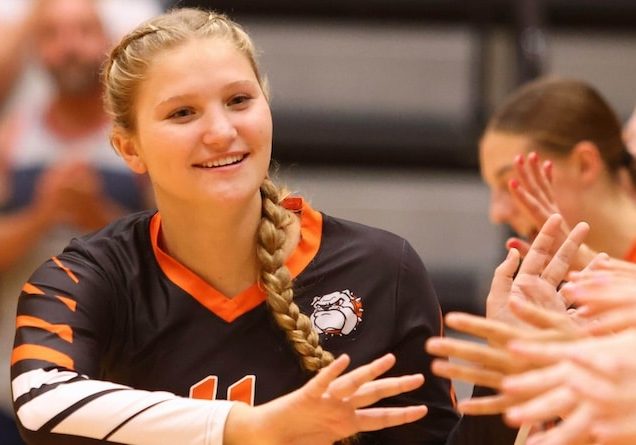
[0,1,157,442]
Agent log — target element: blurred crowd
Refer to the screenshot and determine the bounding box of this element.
[0,1,165,443]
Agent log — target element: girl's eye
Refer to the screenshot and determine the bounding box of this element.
[228,95,251,107]
[168,108,194,119]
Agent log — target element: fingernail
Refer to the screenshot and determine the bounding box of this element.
[509,178,519,189]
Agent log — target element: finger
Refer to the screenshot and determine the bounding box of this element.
[529,152,554,203]
[514,153,541,201]
[507,339,569,366]
[457,393,516,415]
[525,403,595,445]
[561,278,636,316]
[566,334,636,380]
[501,361,570,400]
[305,354,351,397]
[509,180,551,227]
[348,374,424,408]
[426,337,518,373]
[431,359,503,389]
[444,312,525,345]
[353,405,428,432]
[540,221,590,288]
[488,248,522,314]
[518,214,564,276]
[507,238,531,258]
[587,308,636,335]
[568,255,634,282]
[543,160,553,183]
[327,353,396,400]
[508,294,575,333]
[505,386,577,426]
[565,365,624,412]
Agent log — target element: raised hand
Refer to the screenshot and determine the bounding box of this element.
[224,353,427,445]
[426,214,589,416]
[507,152,596,270]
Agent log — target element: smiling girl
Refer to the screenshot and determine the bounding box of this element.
[9,8,458,445]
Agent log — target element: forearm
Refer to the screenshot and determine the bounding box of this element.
[13,369,235,445]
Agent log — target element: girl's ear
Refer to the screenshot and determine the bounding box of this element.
[110,128,147,174]
[570,140,604,186]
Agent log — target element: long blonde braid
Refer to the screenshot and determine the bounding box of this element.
[258,180,358,445]
[257,179,334,372]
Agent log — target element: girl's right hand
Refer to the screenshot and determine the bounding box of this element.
[223,353,427,445]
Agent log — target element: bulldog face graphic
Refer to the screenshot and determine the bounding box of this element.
[310,289,363,336]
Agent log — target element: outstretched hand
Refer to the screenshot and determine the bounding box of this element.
[224,353,427,445]
[500,331,636,445]
[426,214,589,416]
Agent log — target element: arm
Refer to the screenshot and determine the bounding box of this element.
[12,250,427,445]
[0,3,40,107]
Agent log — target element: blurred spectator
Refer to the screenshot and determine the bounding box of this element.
[0,0,158,440]
[0,0,163,112]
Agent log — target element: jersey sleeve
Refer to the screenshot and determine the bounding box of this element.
[10,250,234,445]
[370,240,460,444]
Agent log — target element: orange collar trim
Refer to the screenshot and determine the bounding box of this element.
[624,239,636,263]
[149,199,323,322]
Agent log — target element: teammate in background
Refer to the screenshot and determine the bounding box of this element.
[480,78,636,268]
[9,8,459,444]
[0,0,148,441]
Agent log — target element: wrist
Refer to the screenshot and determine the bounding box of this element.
[223,402,272,445]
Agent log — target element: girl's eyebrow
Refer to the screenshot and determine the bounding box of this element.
[156,80,259,108]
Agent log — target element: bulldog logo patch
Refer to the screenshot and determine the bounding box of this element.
[310,289,363,336]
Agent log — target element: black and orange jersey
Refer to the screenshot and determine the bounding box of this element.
[11,200,459,444]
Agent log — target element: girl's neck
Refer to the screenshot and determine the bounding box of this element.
[158,195,263,297]
[584,188,636,259]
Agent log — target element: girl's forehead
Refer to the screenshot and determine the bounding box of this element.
[135,39,257,107]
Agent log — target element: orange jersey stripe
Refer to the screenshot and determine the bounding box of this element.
[22,282,45,295]
[16,315,73,343]
[56,295,78,312]
[52,256,80,284]
[22,283,78,312]
[11,344,74,369]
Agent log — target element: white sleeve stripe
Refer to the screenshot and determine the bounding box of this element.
[50,389,177,439]
[12,369,80,401]
[108,398,235,445]
[16,379,129,431]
